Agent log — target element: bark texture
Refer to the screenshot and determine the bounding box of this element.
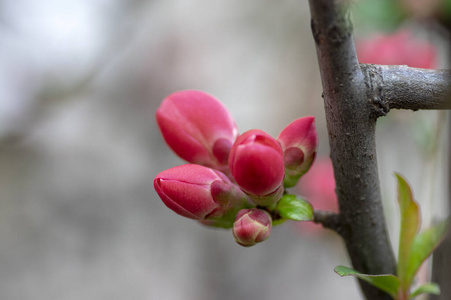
[361,65,451,114]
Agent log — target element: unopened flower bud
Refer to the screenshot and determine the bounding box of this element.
[277,116,318,188]
[228,129,284,205]
[154,164,247,220]
[156,90,238,170]
[233,208,272,247]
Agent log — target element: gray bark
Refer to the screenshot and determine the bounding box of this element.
[361,65,451,113]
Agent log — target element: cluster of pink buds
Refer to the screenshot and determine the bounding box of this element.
[154,90,318,246]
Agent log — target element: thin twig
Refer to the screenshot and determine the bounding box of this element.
[313,210,344,235]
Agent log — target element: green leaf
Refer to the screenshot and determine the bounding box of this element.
[409,282,440,299]
[395,173,420,288]
[334,266,400,298]
[404,218,450,288]
[276,194,313,221]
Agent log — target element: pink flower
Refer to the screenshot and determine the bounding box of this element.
[154,164,247,220]
[228,129,284,205]
[356,29,437,69]
[277,116,318,187]
[233,208,272,247]
[297,157,337,211]
[295,157,338,235]
[156,90,238,170]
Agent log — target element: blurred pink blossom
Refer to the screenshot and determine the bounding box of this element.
[295,157,338,235]
[356,29,437,69]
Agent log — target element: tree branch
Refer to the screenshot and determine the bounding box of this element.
[308,1,396,299]
[361,64,451,115]
[313,210,343,234]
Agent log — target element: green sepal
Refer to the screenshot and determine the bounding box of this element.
[199,217,234,229]
[200,206,245,229]
[283,174,302,189]
[276,194,313,221]
[409,282,440,299]
[334,266,400,298]
[271,218,287,226]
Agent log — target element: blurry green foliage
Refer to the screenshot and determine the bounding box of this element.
[352,0,451,32]
[351,0,406,33]
[441,0,451,27]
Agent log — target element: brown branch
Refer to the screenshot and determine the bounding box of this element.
[361,64,451,116]
[308,1,396,299]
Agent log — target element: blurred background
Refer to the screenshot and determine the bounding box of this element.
[0,0,449,299]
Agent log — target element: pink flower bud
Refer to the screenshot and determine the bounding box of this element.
[154,164,247,220]
[233,208,272,247]
[156,90,238,170]
[277,116,318,187]
[228,129,284,201]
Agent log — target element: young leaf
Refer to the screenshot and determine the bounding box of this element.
[276,194,313,221]
[395,173,420,288]
[334,266,400,298]
[409,282,440,299]
[404,218,450,287]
